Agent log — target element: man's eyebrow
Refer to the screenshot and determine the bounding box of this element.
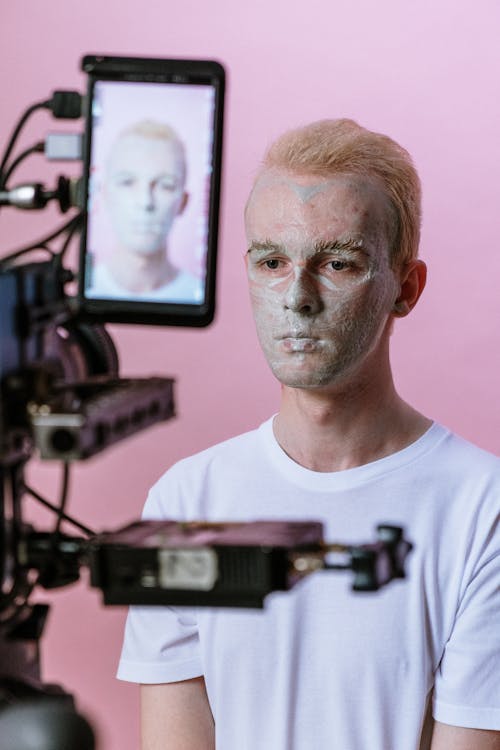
[312,238,369,255]
[246,240,284,256]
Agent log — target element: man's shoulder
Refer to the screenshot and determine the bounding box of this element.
[142,420,272,520]
[427,427,500,526]
[183,422,264,462]
[437,427,500,475]
[86,262,121,298]
[163,268,203,302]
[152,419,270,489]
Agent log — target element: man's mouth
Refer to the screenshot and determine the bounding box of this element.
[130,221,162,233]
[280,336,320,352]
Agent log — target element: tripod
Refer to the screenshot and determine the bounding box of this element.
[0,461,95,749]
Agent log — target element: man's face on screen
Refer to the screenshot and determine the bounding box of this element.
[104,133,187,256]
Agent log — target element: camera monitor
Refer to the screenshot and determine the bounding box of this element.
[77,55,224,326]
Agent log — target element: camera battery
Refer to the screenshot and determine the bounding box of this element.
[89,519,324,608]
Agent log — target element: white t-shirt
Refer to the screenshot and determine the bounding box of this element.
[86,263,203,303]
[118,419,500,750]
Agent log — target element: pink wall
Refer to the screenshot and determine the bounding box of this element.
[1,1,499,747]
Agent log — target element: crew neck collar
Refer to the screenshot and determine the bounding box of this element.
[258,417,449,491]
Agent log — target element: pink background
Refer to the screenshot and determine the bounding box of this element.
[1,1,499,748]
[88,80,215,275]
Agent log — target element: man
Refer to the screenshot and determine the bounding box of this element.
[86,119,203,303]
[117,120,500,749]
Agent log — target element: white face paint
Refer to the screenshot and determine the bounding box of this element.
[244,170,400,389]
[103,134,187,257]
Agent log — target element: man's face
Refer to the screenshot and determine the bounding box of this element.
[103,133,187,256]
[245,170,400,390]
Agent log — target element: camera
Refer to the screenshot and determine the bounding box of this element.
[0,53,225,748]
[1,54,226,462]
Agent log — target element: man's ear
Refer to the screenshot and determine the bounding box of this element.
[177,191,189,216]
[393,259,427,317]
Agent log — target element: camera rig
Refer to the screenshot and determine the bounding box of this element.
[0,67,412,749]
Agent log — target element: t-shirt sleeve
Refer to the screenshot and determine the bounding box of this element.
[116,473,204,684]
[117,604,203,683]
[432,508,500,729]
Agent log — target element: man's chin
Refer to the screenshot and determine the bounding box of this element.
[269,365,338,390]
[122,243,165,257]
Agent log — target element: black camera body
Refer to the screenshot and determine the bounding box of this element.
[0,258,176,466]
[0,56,225,746]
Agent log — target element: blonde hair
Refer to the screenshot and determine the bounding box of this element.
[260,119,421,267]
[111,119,187,183]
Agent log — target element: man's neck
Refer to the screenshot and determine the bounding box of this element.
[107,249,177,293]
[273,373,432,473]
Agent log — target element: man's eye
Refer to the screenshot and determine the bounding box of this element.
[329,260,347,271]
[115,177,134,187]
[264,258,281,270]
[158,179,176,191]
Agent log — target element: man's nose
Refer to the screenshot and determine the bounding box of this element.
[283,268,322,314]
[139,183,156,211]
